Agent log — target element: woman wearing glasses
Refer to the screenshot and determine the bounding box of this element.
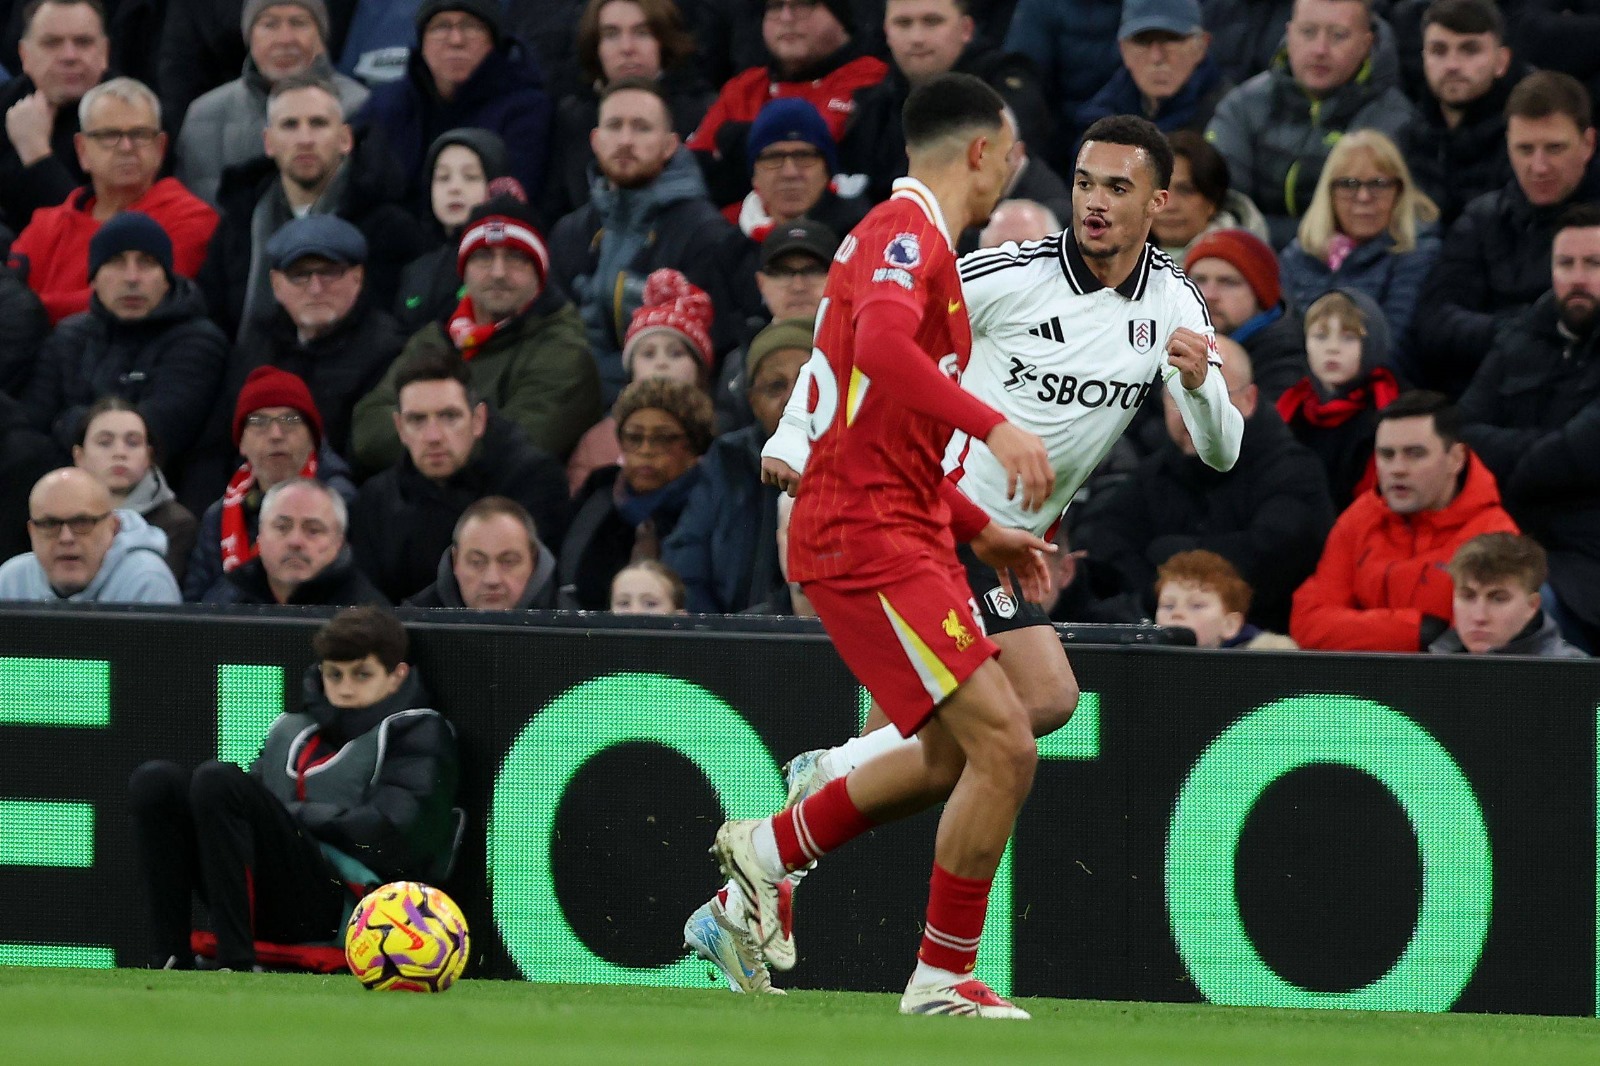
[1277,130,1441,366]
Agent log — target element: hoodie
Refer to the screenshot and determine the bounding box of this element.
[0,509,180,603]
[1429,609,1588,659]
[402,540,558,610]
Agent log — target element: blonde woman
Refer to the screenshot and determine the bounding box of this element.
[1278,130,1440,364]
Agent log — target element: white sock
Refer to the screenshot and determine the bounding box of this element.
[721,879,747,928]
[911,960,972,988]
[751,819,787,880]
[826,726,918,776]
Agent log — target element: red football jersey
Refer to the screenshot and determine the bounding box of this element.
[788,180,975,588]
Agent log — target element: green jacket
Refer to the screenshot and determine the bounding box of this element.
[351,289,600,475]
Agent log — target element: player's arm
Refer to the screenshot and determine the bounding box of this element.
[760,356,815,494]
[1163,327,1243,472]
[941,479,1056,602]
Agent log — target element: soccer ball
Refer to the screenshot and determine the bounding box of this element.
[345,881,470,992]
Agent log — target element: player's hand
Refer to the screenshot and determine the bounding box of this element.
[761,456,802,496]
[984,422,1053,511]
[5,92,54,164]
[972,522,1057,604]
[1165,327,1213,391]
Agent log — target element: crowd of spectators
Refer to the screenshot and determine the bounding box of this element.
[0,0,1597,661]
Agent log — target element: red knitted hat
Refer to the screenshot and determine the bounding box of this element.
[232,365,324,447]
[623,269,715,371]
[1184,228,1282,310]
[456,198,550,288]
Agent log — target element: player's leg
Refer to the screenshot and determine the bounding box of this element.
[187,760,347,969]
[128,760,202,968]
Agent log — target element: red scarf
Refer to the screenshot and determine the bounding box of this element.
[219,453,319,572]
[447,295,518,359]
[1276,367,1401,429]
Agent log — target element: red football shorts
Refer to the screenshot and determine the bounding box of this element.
[803,560,1000,737]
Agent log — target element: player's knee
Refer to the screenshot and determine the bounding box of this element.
[128,759,186,812]
[991,721,1038,798]
[189,759,246,810]
[1026,679,1079,738]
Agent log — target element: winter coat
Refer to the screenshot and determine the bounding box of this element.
[1290,453,1517,651]
[175,54,371,205]
[1278,229,1440,364]
[393,244,461,336]
[1074,406,1336,630]
[0,390,64,563]
[1232,303,1307,403]
[1075,54,1229,145]
[351,414,570,604]
[0,508,180,603]
[350,287,599,474]
[402,540,558,610]
[198,127,426,342]
[661,424,785,614]
[0,70,92,232]
[843,43,1055,204]
[557,463,700,611]
[251,663,458,884]
[1459,292,1600,631]
[687,43,888,208]
[545,66,715,221]
[1509,0,1600,103]
[356,38,553,210]
[182,446,359,602]
[549,150,741,406]
[0,260,47,396]
[1397,65,1520,230]
[1004,0,1122,161]
[1429,609,1589,658]
[213,544,387,606]
[9,178,219,324]
[1205,20,1417,246]
[1410,161,1600,397]
[21,279,228,458]
[1202,0,1294,87]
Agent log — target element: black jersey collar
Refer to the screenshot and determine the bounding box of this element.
[1059,228,1153,301]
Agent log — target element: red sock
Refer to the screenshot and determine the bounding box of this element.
[771,777,877,870]
[919,863,991,974]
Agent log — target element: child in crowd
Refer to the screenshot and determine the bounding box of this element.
[1429,534,1588,658]
[1275,289,1402,506]
[127,606,459,971]
[610,560,688,616]
[1154,550,1297,649]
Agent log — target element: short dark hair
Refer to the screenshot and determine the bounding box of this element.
[1556,202,1600,235]
[1166,130,1229,207]
[902,72,1005,152]
[1080,114,1175,190]
[576,0,696,84]
[1506,70,1592,129]
[312,606,408,672]
[1448,533,1548,593]
[22,0,105,37]
[453,495,539,549]
[1421,0,1504,39]
[1377,389,1462,447]
[394,348,478,408]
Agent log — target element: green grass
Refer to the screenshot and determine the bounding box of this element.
[0,968,1597,1066]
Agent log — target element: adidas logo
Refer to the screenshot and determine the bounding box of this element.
[1027,317,1064,343]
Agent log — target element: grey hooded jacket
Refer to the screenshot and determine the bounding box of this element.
[0,509,180,603]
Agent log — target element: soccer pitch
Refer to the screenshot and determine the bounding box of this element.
[2,969,1598,1065]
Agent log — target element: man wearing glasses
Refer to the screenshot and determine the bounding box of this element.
[0,467,180,603]
[1206,0,1415,246]
[9,76,217,324]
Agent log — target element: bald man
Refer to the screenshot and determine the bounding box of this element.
[978,198,1060,248]
[0,468,180,602]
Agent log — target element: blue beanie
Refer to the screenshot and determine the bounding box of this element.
[747,98,838,177]
[89,212,173,279]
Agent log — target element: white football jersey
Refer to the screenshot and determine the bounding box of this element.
[943,231,1229,536]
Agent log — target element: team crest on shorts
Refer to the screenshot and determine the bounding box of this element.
[984,587,1018,620]
[943,609,975,651]
[1129,319,1156,353]
[884,232,922,269]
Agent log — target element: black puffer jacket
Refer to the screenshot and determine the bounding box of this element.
[0,258,48,396]
[351,414,570,605]
[1459,291,1600,631]
[21,278,228,457]
[1411,160,1600,397]
[1398,64,1521,230]
[216,544,389,607]
[0,389,63,563]
[0,71,90,232]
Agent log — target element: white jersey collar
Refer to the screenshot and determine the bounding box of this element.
[890,177,954,252]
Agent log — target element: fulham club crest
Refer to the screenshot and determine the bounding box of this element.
[1129,318,1156,353]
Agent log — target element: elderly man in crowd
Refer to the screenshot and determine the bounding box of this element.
[0,467,180,603]
[404,495,558,610]
[207,476,385,606]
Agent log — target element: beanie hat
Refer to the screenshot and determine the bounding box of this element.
[415,0,504,45]
[456,196,550,287]
[1305,287,1391,399]
[1184,229,1281,310]
[89,211,173,279]
[817,0,855,35]
[623,269,716,372]
[423,127,512,188]
[745,317,814,385]
[747,98,838,177]
[241,0,330,43]
[232,366,324,448]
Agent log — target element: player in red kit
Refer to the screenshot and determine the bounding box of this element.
[710,73,1055,1020]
